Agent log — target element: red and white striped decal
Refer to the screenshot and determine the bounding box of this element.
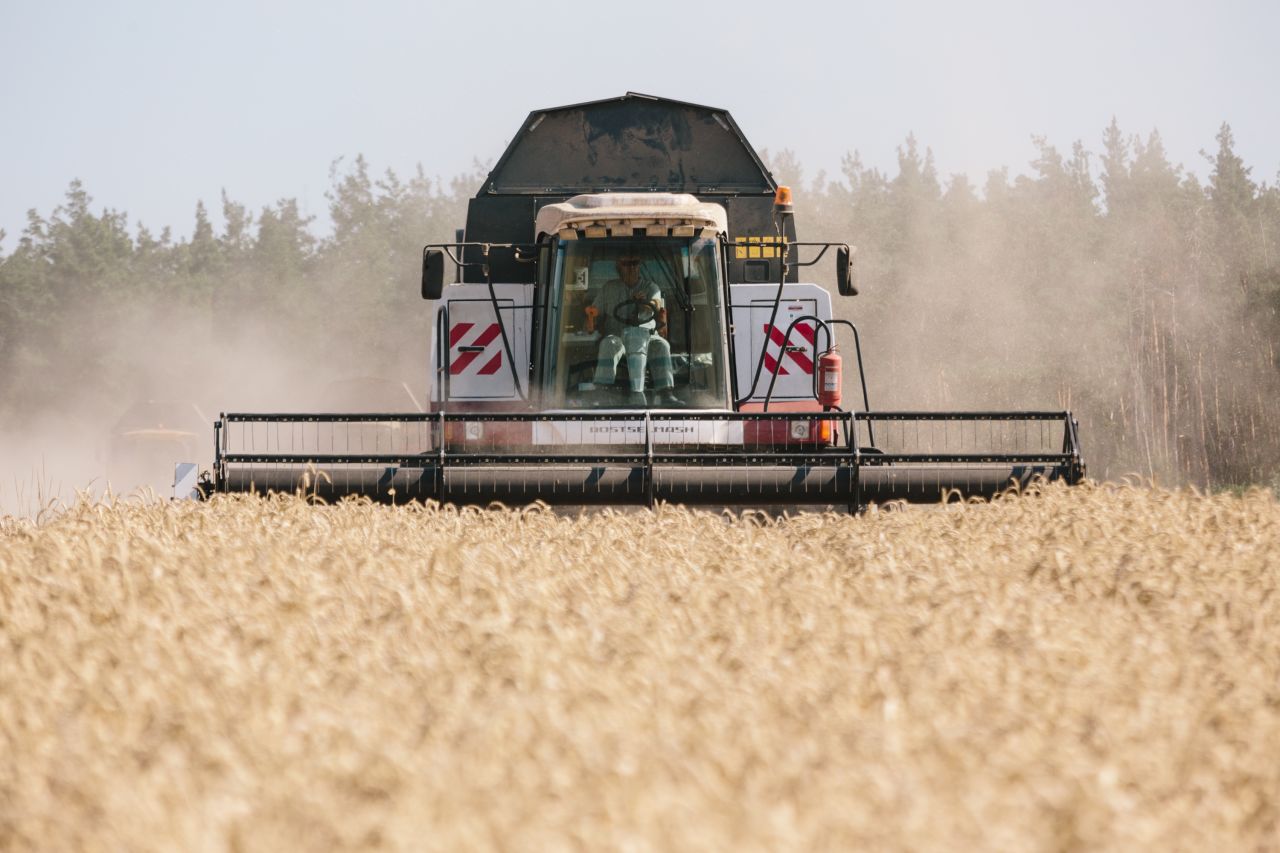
[762,322,814,375]
[449,322,504,376]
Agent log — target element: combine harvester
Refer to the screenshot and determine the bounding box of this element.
[188,93,1084,510]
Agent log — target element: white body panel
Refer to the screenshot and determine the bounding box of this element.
[429,283,534,403]
[729,283,832,404]
[172,462,200,500]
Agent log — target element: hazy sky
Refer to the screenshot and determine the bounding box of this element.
[2,0,1277,247]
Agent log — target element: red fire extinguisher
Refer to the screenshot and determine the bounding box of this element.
[818,347,842,409]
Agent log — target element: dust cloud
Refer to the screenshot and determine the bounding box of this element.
[775,131,1280,489]
[0,297,431,517]
[0,163,456,515]
[3,128,1278,511]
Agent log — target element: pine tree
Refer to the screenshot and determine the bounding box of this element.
[1204,122,1256,277]
[1100,117,1130,215]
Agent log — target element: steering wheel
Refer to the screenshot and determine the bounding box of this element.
[612,299,657,327]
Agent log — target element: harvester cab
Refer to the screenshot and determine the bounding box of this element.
[201,93,1084,509]
[427,191,828,412]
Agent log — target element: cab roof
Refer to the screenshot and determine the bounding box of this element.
[534,193,729,238]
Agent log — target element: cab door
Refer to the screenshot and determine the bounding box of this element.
[429,284,533,404]
[742,298,817,402]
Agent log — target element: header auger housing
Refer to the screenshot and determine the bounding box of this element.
[193,93,1085,510]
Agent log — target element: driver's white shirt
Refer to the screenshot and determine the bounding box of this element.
[591,278,663,337]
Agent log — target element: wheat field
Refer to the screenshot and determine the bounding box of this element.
[1,484,1278,851]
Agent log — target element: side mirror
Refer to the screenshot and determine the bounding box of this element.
[836,245,858,296]
[422,249,446,300]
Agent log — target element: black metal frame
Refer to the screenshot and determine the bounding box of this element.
[212,410,1085,510]
[760,315,872,424]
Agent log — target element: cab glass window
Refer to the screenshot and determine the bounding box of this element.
[545,237,727,409]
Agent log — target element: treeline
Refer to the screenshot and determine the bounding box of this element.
[770,122,1280,487]
[1,125,1278,487]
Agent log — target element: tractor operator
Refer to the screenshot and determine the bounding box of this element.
[587,253,680,407]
